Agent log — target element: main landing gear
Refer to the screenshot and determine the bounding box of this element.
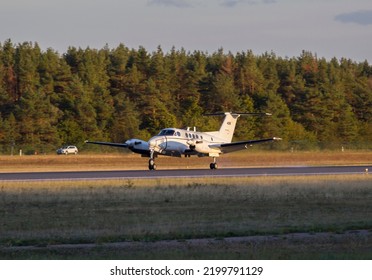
[148,153,218,170]
[148,150,157,170]
[210,158,218,170]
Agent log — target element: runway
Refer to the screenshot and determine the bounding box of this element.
[0,165,370,181]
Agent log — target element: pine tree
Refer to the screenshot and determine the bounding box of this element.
[337,103,358,144]
[15,42,41,98]
[1,40,18,103]
[140,78,176,135]
[15,90,60,152]
[1,113,19,154]
[108,43,130,97]
[108,98,148,142]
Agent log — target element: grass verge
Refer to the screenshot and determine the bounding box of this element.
[1,175,371,259]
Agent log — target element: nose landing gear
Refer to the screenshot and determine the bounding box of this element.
[149,158,156,170]
[148,149,157,170]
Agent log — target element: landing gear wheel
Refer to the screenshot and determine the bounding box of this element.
[210,163,218,170]
[149,159,156,170]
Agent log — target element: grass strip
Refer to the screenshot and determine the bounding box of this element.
[1,175,371,247]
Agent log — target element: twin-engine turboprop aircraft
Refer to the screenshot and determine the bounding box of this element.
[85,112,281,170]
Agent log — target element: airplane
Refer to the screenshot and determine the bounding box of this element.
[85,112,282,170]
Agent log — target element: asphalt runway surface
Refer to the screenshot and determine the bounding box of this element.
[0,165,370,181]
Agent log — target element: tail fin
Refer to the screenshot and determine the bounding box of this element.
[217,112,240,143]
[205,112,272,143]
[205,112,240,143]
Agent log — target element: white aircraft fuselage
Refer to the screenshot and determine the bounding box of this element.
[148,127,227,157]
[86,112,281,170]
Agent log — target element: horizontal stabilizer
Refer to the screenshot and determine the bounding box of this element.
[204,112,271,116]
[210,137,281,154]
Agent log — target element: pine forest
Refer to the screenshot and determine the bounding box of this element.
[0,39,371,154]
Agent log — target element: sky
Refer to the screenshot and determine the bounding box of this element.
[1,0,372,62]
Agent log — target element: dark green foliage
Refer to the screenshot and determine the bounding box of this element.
[0,40,371,153]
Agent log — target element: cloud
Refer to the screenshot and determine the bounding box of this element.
[220,0,276,7]
[335,10,372,25]
[147,0,192,8]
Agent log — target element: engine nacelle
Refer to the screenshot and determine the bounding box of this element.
[125,138,145,147]
[125,138,150,155]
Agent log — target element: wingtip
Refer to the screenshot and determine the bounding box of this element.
[273,137,282,141]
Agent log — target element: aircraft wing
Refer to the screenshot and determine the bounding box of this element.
[85,140,128,148]
[210,137,282,154]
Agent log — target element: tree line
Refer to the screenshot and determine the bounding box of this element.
[0,39,371,154]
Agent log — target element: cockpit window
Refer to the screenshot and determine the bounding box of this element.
[158,129,175,136]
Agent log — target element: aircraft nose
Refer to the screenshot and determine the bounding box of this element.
[148,136,167,152]
[148,138,157,148]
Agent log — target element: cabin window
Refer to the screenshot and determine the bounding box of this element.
[176,131,181,136]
